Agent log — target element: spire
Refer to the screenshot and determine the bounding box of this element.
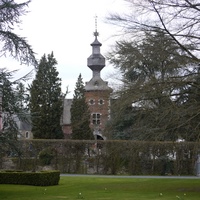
[91,15,101,46]
[94,15,99,37]
[87,16,105,73]
[85,17,113,92]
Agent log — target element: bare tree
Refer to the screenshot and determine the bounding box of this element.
[106,30,200,141]
[107,0,200,61]
[106,8,200,141]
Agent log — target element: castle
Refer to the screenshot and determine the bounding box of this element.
[62,28,112,139]
[0,27,112,140]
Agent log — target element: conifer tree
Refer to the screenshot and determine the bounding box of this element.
[29,52,64,139]
[0,0,37,155]
[0,68,31,155]
[0,0,37,66]
[70,74,93,140]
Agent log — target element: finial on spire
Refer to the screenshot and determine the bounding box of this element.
[94,15,99,37]
[95,15,98,32]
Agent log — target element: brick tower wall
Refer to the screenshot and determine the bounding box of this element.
[85,90,111,133]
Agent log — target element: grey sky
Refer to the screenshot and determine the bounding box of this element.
[3,0,127,97]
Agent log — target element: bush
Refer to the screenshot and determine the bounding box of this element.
[39,147,55,165]
[12,158,37,171]
[0,170,60,186]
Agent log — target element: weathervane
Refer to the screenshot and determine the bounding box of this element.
[94,15,99,37]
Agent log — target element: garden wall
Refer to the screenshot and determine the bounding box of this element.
[1,140,199,175]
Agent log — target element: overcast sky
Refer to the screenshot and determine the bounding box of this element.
[3,0,128,98]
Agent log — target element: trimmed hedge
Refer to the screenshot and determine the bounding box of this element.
[0,170,60,186]
[4,140,200,175]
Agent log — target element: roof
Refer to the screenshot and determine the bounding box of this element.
[85,76,113,92]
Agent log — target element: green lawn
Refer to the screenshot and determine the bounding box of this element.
[0,176,200,200]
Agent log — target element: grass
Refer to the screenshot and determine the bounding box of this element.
[0,176,200,199]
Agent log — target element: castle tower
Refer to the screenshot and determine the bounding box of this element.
[85,20,112,139]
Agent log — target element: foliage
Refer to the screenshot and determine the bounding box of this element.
[11,158,35,171]
[70,74,93,140]
[29,52,64,139]
[106,29,200,141]
[0,170,60,186]
[8,139,200,176]
[0,0,37,157]
[39,147,55,165]
[0,0,37,66]
[106,0,200,141]
[107,0,200,61]
[0,68,31,155]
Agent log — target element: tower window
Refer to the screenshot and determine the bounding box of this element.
[89,99,95,105]
[92,113,101,125]
[98,99,104,105]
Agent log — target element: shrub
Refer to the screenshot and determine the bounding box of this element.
[0,170,60,186]
[39,147,55,165]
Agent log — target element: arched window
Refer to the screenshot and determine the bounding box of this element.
[25,132,29,138]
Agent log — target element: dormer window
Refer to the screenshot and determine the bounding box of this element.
[94,81,99,87]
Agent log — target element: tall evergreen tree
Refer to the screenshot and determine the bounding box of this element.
[0,68,31,155]
[0,0,37,66]
[29,52,64,139]
[0,0,37,155]
[70,74,93,140]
